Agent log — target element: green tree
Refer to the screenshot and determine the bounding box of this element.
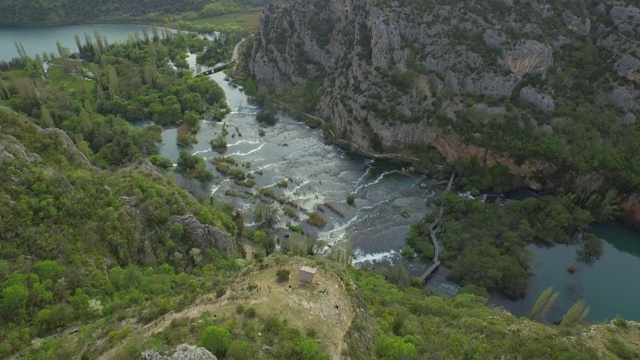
[254,204,279,228]
[278,337,324,360]
[560,299,590,327]
[227,340,256,360]
[374,335,418,360]
[256,108,277,126]
[529,287,553,320]
[198,325,232,357]
[32,260,65,281]
[1,284,29,322]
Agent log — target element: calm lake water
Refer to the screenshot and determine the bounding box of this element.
[490,222,640,322]
[4,24,640,323]
[0,24,149,61]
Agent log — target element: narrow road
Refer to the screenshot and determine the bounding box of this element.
[231,38,245,62]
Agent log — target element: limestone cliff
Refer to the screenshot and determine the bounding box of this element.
[239,0,640,218]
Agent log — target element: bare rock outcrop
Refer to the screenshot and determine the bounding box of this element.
[621,113,637,125]
[610,87,636,111]
[38,128,94,168]
[141,344,217,360]
[520,86,556,112]
[463,73,518,97]
[610,5,640,36]
[0,135,42,163]
[623,195,640,230]
[504,40,553,77]
[370,7,404,69]
[614,55,640,83]
[562,11,591,35]
[170,215,235,257]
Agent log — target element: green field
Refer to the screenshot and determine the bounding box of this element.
[187,10,262,29]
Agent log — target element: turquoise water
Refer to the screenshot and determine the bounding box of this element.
[0,24,150,61]
[491,221,640,322]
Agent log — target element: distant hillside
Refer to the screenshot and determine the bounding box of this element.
[0,0,211,25]
[0,0,278,25]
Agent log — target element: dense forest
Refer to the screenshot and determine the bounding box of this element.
[0,29,244,357]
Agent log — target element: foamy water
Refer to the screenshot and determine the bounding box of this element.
[158,71,443,267]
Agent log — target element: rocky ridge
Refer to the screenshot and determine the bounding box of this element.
[171,214,236,258]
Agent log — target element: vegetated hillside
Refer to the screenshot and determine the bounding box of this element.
[237,0,640,222]
[0,0,278,26]
[22,250,640,360]
[0,106,244,357]
[0,0,209,25]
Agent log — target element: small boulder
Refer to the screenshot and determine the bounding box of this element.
[621,113,637,125]
[141,344,217,360]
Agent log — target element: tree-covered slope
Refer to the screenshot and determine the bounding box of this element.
[0,105,244,357]
[0,23,247,358]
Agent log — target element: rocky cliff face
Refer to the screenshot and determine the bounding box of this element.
[171,214,236,258]
[243,0,640,162]
[240,0,639,183]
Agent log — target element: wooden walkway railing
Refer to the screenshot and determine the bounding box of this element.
[419,171,455,282]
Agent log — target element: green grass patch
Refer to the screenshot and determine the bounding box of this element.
[188,11,262,28]
[288,225,304,235]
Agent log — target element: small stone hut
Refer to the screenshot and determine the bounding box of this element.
[297,266,317,284]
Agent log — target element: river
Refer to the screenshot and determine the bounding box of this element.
[175,70,640,323]
[3,24,640,323]
[159,70,435,266]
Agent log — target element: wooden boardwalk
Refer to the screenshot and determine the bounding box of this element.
[419,171,455,282]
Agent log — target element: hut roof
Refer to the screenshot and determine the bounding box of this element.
[299,266,317,274]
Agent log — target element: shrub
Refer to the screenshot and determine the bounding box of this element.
[244,307,257,319]
[288,225,304,234]
[346,194,355,206]
[256,109,277,126]
[401,245,415,259]
[210,134,227,153]
[306,212,327,228]
[306,328,317,338]
[277,337,324,360]
[215,286,226,298]
[198,325,232,357]
[276,269,290,283]
[227,340,257,360]
[283,207,298,220]
[149,155,173,169]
